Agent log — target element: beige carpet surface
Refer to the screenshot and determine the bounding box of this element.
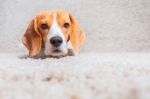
[0,53,150,99]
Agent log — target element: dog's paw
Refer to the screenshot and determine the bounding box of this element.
[67,48,77,56]
[67,41,77,56]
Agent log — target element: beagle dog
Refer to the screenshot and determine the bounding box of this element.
[22,10,85,58]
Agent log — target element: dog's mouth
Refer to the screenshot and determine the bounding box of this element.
[44,46,67,57]
[45,48,66,58]
[53,49,62,53]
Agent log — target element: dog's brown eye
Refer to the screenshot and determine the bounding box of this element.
[63,23,69,28]
[40,23,48,29]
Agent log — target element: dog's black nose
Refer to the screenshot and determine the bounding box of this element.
[50,36,63,47]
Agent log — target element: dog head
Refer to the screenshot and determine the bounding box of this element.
[22,10,85,58]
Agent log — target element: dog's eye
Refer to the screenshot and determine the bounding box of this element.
[63,23,69,28]
[40,23,48,29]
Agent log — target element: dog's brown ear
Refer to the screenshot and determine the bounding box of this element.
[69,13,85,53]
[22,19,42,58]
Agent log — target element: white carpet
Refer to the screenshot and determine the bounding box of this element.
[0,52,150,99]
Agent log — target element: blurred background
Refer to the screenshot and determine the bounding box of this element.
[0,0,150,53]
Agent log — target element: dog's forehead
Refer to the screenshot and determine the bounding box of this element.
[57,10,69,17]
[54,10,70,21]
[36,10,70,22]
[35,11,53,26]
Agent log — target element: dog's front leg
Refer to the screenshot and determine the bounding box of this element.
[67,41,77,56]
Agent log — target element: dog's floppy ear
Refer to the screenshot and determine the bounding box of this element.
[22,18,42,58]
[69,13,85,53]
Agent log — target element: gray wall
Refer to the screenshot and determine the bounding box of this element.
[0,0,150,53]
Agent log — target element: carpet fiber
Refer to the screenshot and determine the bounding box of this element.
[0,53,150,99]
